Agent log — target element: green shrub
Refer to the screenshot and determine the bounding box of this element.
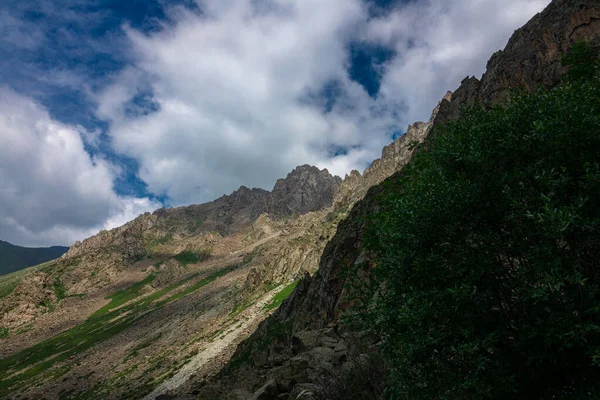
[367,44,600,399]
[53,278,66,300]
[173,250,209,266]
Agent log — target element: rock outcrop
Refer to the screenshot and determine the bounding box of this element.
[3,2,599,399]
[264,166,342,218]
[334,91,452,208]
[0,272,57,329]
[434,0,600,124]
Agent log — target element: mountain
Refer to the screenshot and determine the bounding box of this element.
[191,1,600,399]
[0,240,68,276]
[0,97,433,397]
[1,0,598,399]
[0,164,354,399]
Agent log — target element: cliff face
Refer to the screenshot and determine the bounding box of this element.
[334,91,452,209]
[264,165,342,218]
[194,1,600,399]
[435,0,600,124]
[3,1,599,398]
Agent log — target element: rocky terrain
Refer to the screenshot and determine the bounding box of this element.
[1,1,598,399]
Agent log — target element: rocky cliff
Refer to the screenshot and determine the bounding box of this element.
[264,166,342,218]
[2,1,598,399]
[334,91,452,209]
[434,0,600,125]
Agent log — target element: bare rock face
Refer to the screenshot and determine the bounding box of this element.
[435,0,600,124]
[149,185,270,237]
[1,272,57,329]
[264,165,342,218]
[334,91,452,208]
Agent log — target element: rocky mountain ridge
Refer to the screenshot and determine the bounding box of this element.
[433,0,600,125]
[0,113,427,399]
[2,1,596,398]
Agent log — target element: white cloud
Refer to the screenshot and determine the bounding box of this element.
[371,0,551,124]
[0,0,552,246]
[0,88,160,246]
[97,0,396,205]
[97,0,550,208]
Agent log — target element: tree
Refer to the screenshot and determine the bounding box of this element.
[367,43,600,399]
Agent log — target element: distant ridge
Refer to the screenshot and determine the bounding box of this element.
[0,240,68,276]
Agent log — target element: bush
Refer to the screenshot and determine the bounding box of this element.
[367,44,600,399]
[173,250,209,266]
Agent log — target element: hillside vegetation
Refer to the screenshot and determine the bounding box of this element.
[366,43,600,399]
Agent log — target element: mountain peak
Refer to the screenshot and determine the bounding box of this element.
[265,164,342,218]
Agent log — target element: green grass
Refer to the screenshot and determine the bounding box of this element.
[173,250,210,266]
[0,328,8,339]
[159,264,238,304]
[263,280,299,311]
[90,273,157,319]
[0,263,240,398]
[124,335,160,361]
[0,280,18,300]
[229,300,255,319]
[144,235,173,250]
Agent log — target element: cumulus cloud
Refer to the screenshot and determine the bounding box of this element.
[98,0,550,207]
[0,88,160,246]
[371,0,551,124]
[97,0,407,206]
[0,0,551,245]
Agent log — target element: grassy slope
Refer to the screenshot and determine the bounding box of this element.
[0,262,241,398]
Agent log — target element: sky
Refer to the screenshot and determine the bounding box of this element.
[0,0,551,247]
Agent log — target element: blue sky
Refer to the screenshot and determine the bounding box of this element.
[0,0,550,246]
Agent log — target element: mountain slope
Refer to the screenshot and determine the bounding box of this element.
[0,166,350,399]
[193,1,600,399]
[0,89,436,398]
[0,240,68,276]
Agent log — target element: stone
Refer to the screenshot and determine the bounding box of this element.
[289,383,325,400]
[252,379,279,400]
[263,165,342,218]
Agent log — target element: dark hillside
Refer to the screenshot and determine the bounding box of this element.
[0,240,68,276]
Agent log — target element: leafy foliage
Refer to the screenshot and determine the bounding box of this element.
[366,44,600,399]
[53,277,67,300]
